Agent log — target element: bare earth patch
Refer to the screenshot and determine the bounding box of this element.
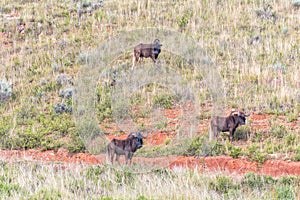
[1,111,299,177]
[1,149,300,177]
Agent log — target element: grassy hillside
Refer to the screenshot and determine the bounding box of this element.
[0,0,299,156]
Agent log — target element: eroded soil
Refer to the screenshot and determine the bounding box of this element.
[1,149,300,177]
[1,106,299,177]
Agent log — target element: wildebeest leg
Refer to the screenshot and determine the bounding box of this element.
[110,151,114,164]
[211,126,218,140]
[139,57,143,64]
[132,51,140,70]
[116,154,120,165]
[229,128,235,142]
[128,152,133,165]
[107,146,114,164]
[125,151,130,165]
[150,55,157,64]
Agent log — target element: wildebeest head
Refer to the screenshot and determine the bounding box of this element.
[233,110,250,125]
[128,131,149,149]
[153,39,162,54]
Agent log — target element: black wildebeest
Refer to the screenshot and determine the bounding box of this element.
[107,131,148,165]
[132,39,162,68]
[210,110,250,142]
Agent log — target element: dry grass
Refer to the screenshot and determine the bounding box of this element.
[0,0,299,198]
[0,160,299,199]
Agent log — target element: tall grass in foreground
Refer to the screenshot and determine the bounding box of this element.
[0,160,299,199]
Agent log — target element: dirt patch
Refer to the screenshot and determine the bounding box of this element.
[0,149,99,165]
[1,112,299,177]
[1,149,299,177]
[170,156,300,177]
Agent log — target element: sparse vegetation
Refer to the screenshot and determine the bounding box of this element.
[0,0,299,198]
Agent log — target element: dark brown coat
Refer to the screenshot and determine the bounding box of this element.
[133,39,162,67]
[210,110,250,141]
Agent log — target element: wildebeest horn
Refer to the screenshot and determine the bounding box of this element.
[245,113,250,117]
[229,109,237,115]
[130,132,138,137]
[141,130,148,138]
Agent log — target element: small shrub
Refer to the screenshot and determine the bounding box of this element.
[40,137,63,151]
[177,14,189,30]
[287,111,298,122]
[96,86,112,122]
[153,94,174,109]
[245,144,267,163]
[154,120,168,130]
[164,138,171,145]
[279,176,300,186]
[115,169,134,185]
[229,146,242,159]
[294,145,300,161]
[86,166,105,182]
[274,185,295,200]
[250,130,263,142]
[209,175,239,194]
[242,172,275,190]
[67,130,86,153]
[270,124,288,139]
[234,125,251,141]
[283,133,298,147]
[185,135,225,156]
[0,182,22,197]
[251,151,267,164]
[264,138,282,154]
[211,141,226,156]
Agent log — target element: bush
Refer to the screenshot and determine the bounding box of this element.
[233,125,251,141]
[294,145,300,161]
[153,94,174,109]
[270,124,288,139]
[185,135,226,157]
[96,86,112,122]
[241,173,281,197]
[245,144,267,163]
[274,185,295,200]
[40,137,63,151]
[67,132,86,153]
[0,182,22,197]
[229,146,242,159]
[209,175,240,194]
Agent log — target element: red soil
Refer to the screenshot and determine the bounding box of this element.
[0,149,99,165]
[170,156,300,177]
[1,149,300,177]
[1,109,299,177]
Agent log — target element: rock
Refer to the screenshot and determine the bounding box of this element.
[56,73,72,86]
[59,88,73,98]
[0,79,12,102]
[54,103,72,114]
[292,0,300,7]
